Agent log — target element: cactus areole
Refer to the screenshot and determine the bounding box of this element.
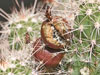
[41,6,72,49]
[32,38,65,67]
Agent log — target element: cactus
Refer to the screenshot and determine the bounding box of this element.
[8,13,42,50]
[62,1,100,75]
[0,59,32,75]
[0,1,43,74]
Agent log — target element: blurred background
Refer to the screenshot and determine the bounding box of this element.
[0,0,41,21]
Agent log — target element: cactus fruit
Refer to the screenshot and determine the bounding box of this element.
[32,38,65,67]
[32,6,69,68]
[41,6,72,49]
